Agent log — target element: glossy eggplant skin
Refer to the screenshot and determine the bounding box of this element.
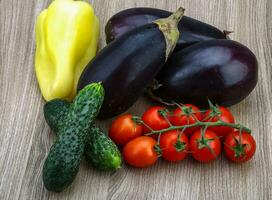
[77,24,166,119]
[105,7,227,51]
[149,40,258,108]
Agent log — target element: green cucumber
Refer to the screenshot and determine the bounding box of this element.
[43,83,104,192]
[44,97,122,171]
[44,99,70,132]
[85,127,121,171]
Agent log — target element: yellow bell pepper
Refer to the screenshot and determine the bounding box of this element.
[35,0,100,101]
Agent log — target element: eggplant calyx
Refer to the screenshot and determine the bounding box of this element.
[145,88,175,106]
[223,30,234,38]
[154,7,185,60]
[150,79,163,90]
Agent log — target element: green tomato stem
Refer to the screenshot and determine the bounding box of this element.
[144,121,251,136]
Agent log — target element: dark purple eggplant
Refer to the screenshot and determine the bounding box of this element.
[148,39,258,108]
[77,8,185,119]
[105,7,228,52]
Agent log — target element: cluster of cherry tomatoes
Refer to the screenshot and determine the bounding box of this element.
[109,104,256,168]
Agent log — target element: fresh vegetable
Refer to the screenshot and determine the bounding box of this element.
[85,127,122,170]
[148,39,258,108]
[189,130,221,163]
[123,136,158,167]
[105,7,228,51]
[170,104,203,136]
[43,99,122,171]
[35,0,100,101]
[44,99,70,132]
[159,130,189,162]
[141,106,170,137]
[224,131,256,163]
[77,8,185,118]
[119,101,254,167]
[204,106,235,138]
[43,83,104,192]
[109,114,142,146]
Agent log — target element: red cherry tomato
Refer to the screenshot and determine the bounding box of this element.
[190,130,221,163]
[123,136,158,167]
[171,104,203,136]
[224,131,256,163]
[109,114,142,146]
[203,106,235,138]
[141,106,170,138]
[160,130,189,162]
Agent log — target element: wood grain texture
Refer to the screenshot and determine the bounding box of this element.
[0,0,271,199]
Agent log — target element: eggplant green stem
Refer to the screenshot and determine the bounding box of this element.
[154,7,185,60]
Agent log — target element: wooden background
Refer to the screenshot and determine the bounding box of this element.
[0,0,271,199]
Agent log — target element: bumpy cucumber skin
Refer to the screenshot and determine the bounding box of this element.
[43,133,85,192]
[44,99,122,171]
[85,127,121,171]
[44,99,70,132]
[43,83,104,192]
